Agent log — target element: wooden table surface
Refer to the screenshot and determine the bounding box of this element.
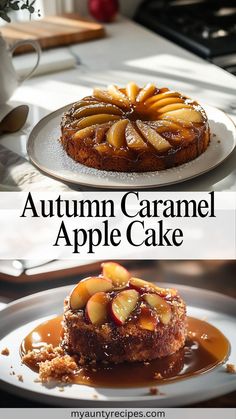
[0,260,235,407]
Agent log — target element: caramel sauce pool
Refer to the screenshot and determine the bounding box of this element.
[20,316,229,388]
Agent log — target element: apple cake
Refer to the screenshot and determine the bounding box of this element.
[60,83,210,172]
[62,262,187,363]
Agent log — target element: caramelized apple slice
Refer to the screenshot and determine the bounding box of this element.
[70,276,113,310]
[149,97,184,111]
[145,91,180,106]
[126,123,148,149]
[95,122,113,143]
[126,82,139,104]
[107,85,131,108]
[93,88,130,110]
[73,104,123,119]
[136,121,171,152]
[73,100,99,110]
[72,125,96,140]
[158,103,191,114]
[111,289,139,325]
[136,83,156,102]
[102,262,131,287]
[106,119,129,148]
[86,292,109,325]
[161,107,203,123]
[143,293,172,325]
[129,277,165,294]
[94,143,110,154]
[138,306,157,331]
[76,114,120,130]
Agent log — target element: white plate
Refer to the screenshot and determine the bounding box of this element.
[0,284,235,407]
[27,104,236,189]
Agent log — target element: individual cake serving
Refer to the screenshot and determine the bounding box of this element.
[62,262,187,363]
[60,82,210,172]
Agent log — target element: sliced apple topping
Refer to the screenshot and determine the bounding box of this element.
[149,97,184,111]
[126,82,139,104]
[129,277,165,294]
[125,123,148,150]
[94,143,110,154]
[138,306,157,331]
[161,107,203,124]
[143,293,172,325]
[76,114,121,130]
[107,85,131,109]
[73,100,99,110]
[102,262,131,287]
[157,103,191,114]
[136,121,171,152]
[70,276,113,310]
[144,91,180,106]
[72,125,96,140]
[86,292,110,325]
[106,119,129,148]
[111,289,139,325]
[73,104,123,119]
[95,122,113,143]
[136,83,156,103]
[93,88,127,110]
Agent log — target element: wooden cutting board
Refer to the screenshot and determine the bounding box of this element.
[1,14,106,54]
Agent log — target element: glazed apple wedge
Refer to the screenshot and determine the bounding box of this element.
[136,83,156,102]
[73,104,123,119]
[125,123,148,149]
[136,121,171,152]
[138,306,157,331]
[111,289,139,325]
[70,276,113,310]
[106,119,129,148]
[161,107,203,124]
[72,125,96,140]
[144,293,172,325]
[93,88,129,110]
[86,292,110,325]
[145,91,180,106]
[129,277,165,294]
[107,85,131,109]
[102,262,131,287]
[76,114,121,130]
[149,97,184,111]
[126,82,139,104]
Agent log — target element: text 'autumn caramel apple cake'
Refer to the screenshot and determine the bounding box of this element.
[60,83,210,172]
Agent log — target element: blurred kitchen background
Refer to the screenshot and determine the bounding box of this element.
[0,260,235,306]
[1,0,236,75]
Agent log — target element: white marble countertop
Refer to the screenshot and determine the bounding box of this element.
[1,16,236,191]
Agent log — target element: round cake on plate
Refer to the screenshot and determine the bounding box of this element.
[60,82,210,172]
[62,262,187,363]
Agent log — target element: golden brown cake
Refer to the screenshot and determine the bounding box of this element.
[60,83,210,172]
[62,262,187,363]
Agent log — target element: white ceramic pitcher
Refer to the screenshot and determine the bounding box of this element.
[0,34,41,104]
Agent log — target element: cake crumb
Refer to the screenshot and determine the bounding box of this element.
[34,378,41,383]
[39,354,77,383]
[149,387,158,395]
[22,344,64,367]
[93,394,98,399]
[226,363,236,374]
[58,387,65,392]
[17,375,24,382]
[154,372,163,380]
[1,347,10,356]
